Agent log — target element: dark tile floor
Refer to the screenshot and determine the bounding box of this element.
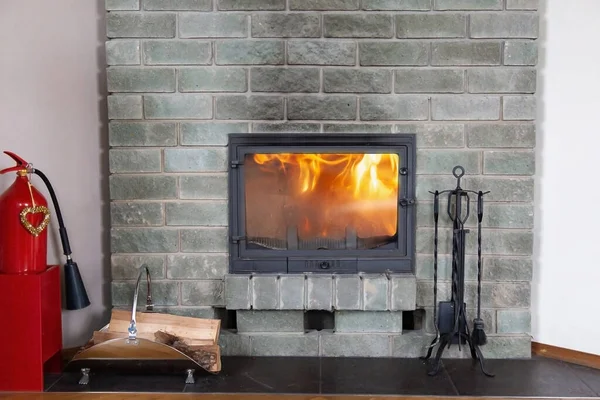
[44,356,600,397]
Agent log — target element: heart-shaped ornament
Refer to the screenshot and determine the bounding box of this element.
[20,206,51,237]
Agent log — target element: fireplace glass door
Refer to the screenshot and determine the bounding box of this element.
[228,134,416,274]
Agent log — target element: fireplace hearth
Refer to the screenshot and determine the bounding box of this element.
[228,133,416,274]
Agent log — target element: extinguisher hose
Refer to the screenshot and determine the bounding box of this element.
[32,168,73,258]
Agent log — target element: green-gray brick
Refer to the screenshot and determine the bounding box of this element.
[362,0,430,10]
[253,122,321,133]
[395,69,464,93]
[107,95,143,119]
[225,275,251,309]
[434,0,502,10]
[335,311,402,333]
[109,122,177,147]
[166,201,228,226]
[112,281,179,306]
[417,150,480,174]
[396,14,466,38]
[109,175,177,200]
[320,332,390,357]
[216,96,284,120]
[486,204,534,229]
[180,122,249,145]
[179,67,247,92]
[216,40,284,65]
[143,0,211,10]
[504,41,538,66]
[324,69,392,93]
[251,333,319,356]
[503,96,536,120]
[164,148,227,172]
[106,40,140,65]
[395,123,465,147]
[360,96,428,121]
[218,0,285,10]
[290,0,359,10]
[484,151,535,175]
[144,95,212,119]
[497,310,531,334]
[470,13,539,38]
[484,258,532,281]
[252,13,321,38]
[111,228,179,253]
[142,40,211,65]
[359,42,428,66]
[467,124,535,148]
[179,174,228,200]
[106,0,140,10]
[179,14,247,38]
[109,149,161,173]
[110,202,164,226]
[107,67,175,92]
[432,42,501,66]
[168,254,227,279]
[180,228,228,252]
[506,0,538,10]
[288,41,356,66]
[106,13,176,38]
[181,280,225,306]
[111,255,165,280]
[325,123,392,133]
[251,68,320,92]
[468,69,536,94]
[432,96,500,120]
[287,96,357,120]
[324,14,393,38]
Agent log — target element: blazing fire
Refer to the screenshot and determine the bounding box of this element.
[249,153,399,239]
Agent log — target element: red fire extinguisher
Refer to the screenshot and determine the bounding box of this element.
[0,151,50,274]
[0,151,90,309]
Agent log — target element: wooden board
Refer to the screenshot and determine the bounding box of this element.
[107,309,220,345]
[532,341,600,370]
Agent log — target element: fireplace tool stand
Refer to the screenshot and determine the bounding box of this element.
[421,166,494,378]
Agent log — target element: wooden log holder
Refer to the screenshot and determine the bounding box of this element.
[65,265,221,385]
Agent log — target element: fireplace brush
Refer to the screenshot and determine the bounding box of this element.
[420,166,494,378]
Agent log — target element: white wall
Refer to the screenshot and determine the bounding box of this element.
[0,0,110,348]
[533,0,600,355]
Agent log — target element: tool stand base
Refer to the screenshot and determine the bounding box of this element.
[421,328,494,378]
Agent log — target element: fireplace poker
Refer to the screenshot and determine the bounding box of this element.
[426,190,441,349]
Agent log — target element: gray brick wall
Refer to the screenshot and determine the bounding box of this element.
[106,0,538,358]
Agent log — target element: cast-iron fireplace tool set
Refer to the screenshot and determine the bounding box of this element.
[421,166,494,377]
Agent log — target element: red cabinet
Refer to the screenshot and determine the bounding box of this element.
[0,265,63,391]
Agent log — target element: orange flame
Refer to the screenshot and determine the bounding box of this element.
[251,153,399,238]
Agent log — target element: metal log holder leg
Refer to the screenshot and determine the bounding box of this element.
[420,166,494,378]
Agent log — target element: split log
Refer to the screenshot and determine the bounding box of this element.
[106,309,220,345]
[154,331,221,372]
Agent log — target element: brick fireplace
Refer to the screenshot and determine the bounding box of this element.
[107,0,537,358]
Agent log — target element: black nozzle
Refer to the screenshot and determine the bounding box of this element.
[64,259,90,310]
[33,168,91,310]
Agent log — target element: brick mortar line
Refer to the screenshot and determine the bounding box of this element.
[130,10,537,14]
[109,118,534,124]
